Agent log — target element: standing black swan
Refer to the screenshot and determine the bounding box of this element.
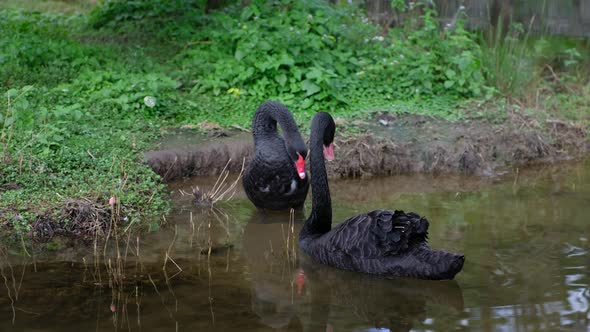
[243,101,309,210]
[299,112,465,280]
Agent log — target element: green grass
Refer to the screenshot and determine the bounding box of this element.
[0,0,588,235]
[0,0,93,14]
[476,23,589,130]
[0,8,173,231]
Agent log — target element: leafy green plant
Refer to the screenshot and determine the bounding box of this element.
[176,0,487,119]
[360,3,486,100]
[179,1,358,112]
[89,0,201,28]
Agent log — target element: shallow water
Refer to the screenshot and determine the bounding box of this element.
[1,160,589,331]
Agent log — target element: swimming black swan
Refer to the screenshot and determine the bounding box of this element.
[299,112,465,280]
[243,101,309,210]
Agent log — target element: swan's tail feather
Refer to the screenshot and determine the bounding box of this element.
[406,247,465,280]
[427,250,465,280]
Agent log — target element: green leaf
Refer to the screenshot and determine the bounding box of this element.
[301,98,313,109]
[302,79,320,96]
[258,41,272,51]
[306,68,322,80]
[445,69,456,79]
[240,5,259,20]
[316,91,328,100]
[279,53,294,67]
[291,68,302,81]
[235,49,246,61]
[275,74,287,87]
[6,89,18,98]
[444,80,455,88]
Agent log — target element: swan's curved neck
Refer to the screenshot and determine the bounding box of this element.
[252,102,301,147]
[302,119,332,237]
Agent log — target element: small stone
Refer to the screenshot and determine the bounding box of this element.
[143,96,156,108]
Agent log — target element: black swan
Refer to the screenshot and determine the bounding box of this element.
[299,112,465,280]
[243,101,309,210]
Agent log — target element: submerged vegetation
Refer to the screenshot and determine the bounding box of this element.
[0,0,588,238]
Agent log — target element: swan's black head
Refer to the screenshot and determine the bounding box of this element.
[312,112,336,161]
[286,139,308,180]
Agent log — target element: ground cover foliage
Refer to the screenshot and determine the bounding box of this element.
[0,0,588,237]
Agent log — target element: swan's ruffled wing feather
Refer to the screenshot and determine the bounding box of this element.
[247,162,307,197]
[243,157,309,209]
[322,210,429,258]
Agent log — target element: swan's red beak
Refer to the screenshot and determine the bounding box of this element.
[323,143,335,161]
[296,268,305,296]
[296,153,306,179]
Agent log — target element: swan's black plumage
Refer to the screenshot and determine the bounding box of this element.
[243,101,309,210]
[299,112,465,280]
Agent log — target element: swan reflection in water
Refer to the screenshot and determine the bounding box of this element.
[242,210,465,331]
[242,209,306,330]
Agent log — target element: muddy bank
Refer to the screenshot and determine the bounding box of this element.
[145,131,253,181]
[145,114,589,181]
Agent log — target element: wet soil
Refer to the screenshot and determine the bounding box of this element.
[145,114,589,181]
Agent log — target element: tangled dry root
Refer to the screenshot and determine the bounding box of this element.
[30,199,112,241]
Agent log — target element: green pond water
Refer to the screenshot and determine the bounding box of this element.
[1,159,589,331]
